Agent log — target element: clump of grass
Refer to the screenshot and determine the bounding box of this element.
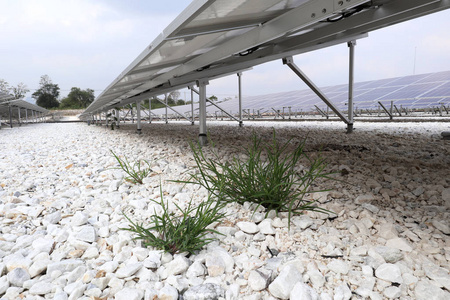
[122,187,226,255]
[110,150,152,184]
[180,130,333,225]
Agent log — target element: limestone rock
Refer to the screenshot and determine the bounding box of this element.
[183,283,225,300]
[290,282,319,300]
[268,265,302,299]
[375,263,403,284]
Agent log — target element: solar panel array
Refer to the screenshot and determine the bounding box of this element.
[0,91,48,121]
[81,0,450,119]
[149,70,450,117]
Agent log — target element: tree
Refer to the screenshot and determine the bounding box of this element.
[0,79,10,93]
[176,99,186,106]
[11,82,30,99]
[60,87,95,109]
[32,75,60,109]
[208,95,218,102]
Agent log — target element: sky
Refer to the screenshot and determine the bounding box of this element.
[1,0,450,103]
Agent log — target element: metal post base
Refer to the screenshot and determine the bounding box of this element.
[346,123,354,134]
[199,134,208,146]
[136,128,142,135]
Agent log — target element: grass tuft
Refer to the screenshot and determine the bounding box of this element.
[122,186,226,255]
[179,130,333,225]
[110,150,152,184]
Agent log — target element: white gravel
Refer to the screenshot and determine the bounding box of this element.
[0,120,449,300]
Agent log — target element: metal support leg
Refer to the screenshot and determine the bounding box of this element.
[136,101,142,134]
[116,109,120,128]
[25,109,28,124]
[197,79,209,146]
[18,108,21,126]
[282,56,350,125]
[164,94,168,124]
[238,72,243,127]
[9,105,13,128]
[347,40,356,133]
[148,98,152,124]
[190,88,194,125]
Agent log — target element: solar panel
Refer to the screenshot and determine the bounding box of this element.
[81,0,450,119]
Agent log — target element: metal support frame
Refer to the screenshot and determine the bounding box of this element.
[272,108,284,119]
[136,101,142,134]
[237,72,243,127]
[394,105,402,116]
[197,79,209,146]
[116,109,120,128]
[190,87,194,125]
[206,99,240,123]
[347,40,356,133]
[283,56,350,125]
[314,105,328,119]
[154,97,193,123]
[164,94,168,124]
[18,108,21,126]
[148,98,152,124]
[378,101,393,119]
[9,105,13,128]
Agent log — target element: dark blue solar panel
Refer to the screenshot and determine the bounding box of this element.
[418,82,450,98]
[415,71,450,83]
[355,86,400,101]
[377,83,438,100]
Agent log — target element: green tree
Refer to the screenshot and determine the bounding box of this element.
[0,79,10,94]
[11,82,30,99]
[176,99,186,106]
[60,87,95,109]
[208,95,218,102]
[32,75,60,109]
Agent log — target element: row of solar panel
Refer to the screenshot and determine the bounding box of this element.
[146,70,450,116]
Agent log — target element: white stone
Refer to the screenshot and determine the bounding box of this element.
[327,260,349,275]
[268,265,302,299]
[116,262,143,278]
[307,269,325,288]
[183,283,224,300]
[7,267,30,287]
[415,280,450,300]
[423,263,450,290]
[385,238,413,252]
[0,276,10,294]
[432,220,450,235]
[372,246,403,263]
[74,225,97,243]
[293,215,314,230]
[186,261,206,278]
[29,280,53,295]
[375,263,403,284]
[158,284,178,300]
[378,223,398,240]
[72,211,89,226]
[248,269,271,291]
[163,256,190,277]
[115,287,144,300]
[47,259,84,274]
[384,286,401,299]
[32,237,55,254]
[290,282,319,300]
[236,221,259,234]
[258,219,276,235]
[333,284,352,300]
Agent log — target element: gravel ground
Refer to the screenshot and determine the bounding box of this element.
[0,120,449,300]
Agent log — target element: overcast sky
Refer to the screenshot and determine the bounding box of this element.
[1,0,450,102]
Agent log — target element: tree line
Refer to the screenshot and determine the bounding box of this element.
[0,75,95,109]
[1,75,220,110]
